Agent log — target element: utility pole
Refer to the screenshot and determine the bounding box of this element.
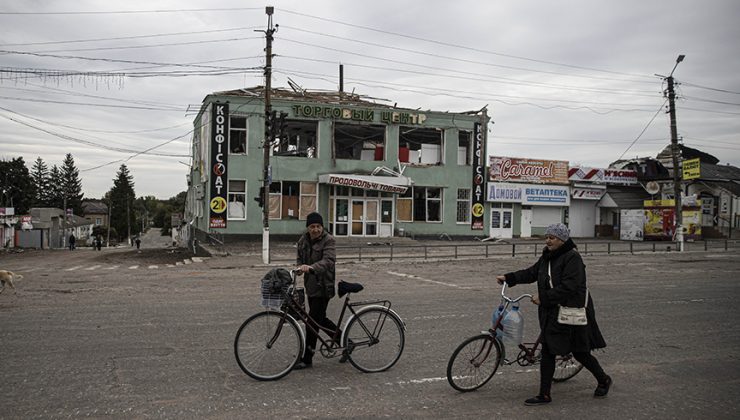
[106,199,111,247]
[127,193,131,246]
[260,6,277,264]
[664,55,685,251]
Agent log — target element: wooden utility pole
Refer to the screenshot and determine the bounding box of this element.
[261,6,276,264]
[665,55,685,251]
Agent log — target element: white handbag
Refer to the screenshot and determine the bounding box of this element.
[548,262,588,326]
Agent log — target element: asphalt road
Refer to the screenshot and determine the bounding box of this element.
[1,237,739,419]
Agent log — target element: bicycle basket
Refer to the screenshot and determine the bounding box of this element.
[260,268,292,308]
[283,287,306,319]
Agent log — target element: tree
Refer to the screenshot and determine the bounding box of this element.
[61,153,85,216]
[30,157,50,207]
[153,191,187,236]
[0,157,33,213]
[108,164,138,242]
[47,165,64,209]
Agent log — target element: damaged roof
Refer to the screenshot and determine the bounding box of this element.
[211,86,388,107]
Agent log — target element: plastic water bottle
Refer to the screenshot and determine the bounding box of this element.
[501,303,524,351]
[491,304,505,330]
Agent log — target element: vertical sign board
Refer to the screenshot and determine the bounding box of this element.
[209,103,229,228]
[471,122,485,230]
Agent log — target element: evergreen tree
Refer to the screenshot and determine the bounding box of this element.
[47,165,63,209]
[108,164,138,242]
[61,153,85,216]
[0,157,33,213]
[30,157,50,207]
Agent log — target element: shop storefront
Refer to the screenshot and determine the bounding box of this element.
[184,87,489,241]
[486,157,570,238]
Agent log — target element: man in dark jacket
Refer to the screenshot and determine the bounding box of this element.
[496,223,611,406]
[294,212,339,369]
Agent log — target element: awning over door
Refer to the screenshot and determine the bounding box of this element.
[318,173,412,194]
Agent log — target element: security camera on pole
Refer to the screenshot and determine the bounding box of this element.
[660,55,686,251]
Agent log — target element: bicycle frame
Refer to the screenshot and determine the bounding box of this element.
[276,270,397,358]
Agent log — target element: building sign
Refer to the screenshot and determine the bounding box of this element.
[0,208,14,216]
[489,156,568,184]
[318,174,409,194]
[209,103,229,229]
[487,183,570,206]
[682,158,701,180]
[470,122,484,230]
[292,105,427,125]
[568,167,638,185]
[571,187,606,200]
[487,183,523,203]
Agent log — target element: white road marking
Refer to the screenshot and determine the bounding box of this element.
[106,265,119,270]
[65,265,83,271]
[148,265,158,269]
[129,265,138,270]
[330,386,351,391]
[85,265,101,271]
[183,259,192,265]
[191,257,203,263]
[386,271,461,288]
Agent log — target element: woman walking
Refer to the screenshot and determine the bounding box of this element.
[496,223,612,405]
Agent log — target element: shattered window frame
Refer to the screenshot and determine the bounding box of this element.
[271,119,318,158]
[399,126,444,165]
[334,122,387,161]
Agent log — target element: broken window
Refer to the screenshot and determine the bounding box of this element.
[271,119,317,158]
[334,122,386,160]
[458,130,471,165]
[399,126,443,165]
[413,187,442,222]
[230,116,247,154]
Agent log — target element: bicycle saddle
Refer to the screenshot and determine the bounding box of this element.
[338,280,364,297]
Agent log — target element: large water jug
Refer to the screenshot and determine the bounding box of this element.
[501,304,524,352]
[491,304,506,330]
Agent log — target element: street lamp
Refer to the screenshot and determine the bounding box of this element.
[667,54,685,251]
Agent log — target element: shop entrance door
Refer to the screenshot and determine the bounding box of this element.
[490,208,513,238]
[520,209,532,238]
[351,199,380,236]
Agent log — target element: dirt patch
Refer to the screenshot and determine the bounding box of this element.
[95,249,196,265]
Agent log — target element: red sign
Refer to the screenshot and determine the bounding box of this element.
[489,156,568,184]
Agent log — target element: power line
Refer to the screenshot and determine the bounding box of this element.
[279,9,655,81]
[617,99,669,161]
[0,106,190,157]
[0,7,262,15]
[0,26,259,47]
[682,82,740,95]
[25,36,264,54]
[275,68,659,115]
[277,53,657,97]
[280,24,656,85]
[0,95,184,111]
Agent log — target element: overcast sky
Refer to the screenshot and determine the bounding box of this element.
[1,0,738,199]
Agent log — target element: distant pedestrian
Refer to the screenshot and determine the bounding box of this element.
[135,237,141,250]
[68,234,76,250]
[96,235,103,251]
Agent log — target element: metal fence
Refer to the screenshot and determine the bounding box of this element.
[271,239,740,263]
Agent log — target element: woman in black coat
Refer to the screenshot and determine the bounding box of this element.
[496,223,612,406]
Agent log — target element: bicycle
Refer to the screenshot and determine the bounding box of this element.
[234,268,406,381]
[446,283,583,392]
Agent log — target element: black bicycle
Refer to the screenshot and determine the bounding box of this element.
[234,269,406,381]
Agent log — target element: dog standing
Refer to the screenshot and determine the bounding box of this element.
[0,270,23,295]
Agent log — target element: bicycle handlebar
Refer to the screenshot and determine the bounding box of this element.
[500,282,533,303]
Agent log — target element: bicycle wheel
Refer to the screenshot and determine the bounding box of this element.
[447,334,502,392]
[344,307,405,373]
[552,353,583,382]
[234,311,303,381]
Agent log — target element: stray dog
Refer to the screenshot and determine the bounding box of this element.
[0,270,23,295]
